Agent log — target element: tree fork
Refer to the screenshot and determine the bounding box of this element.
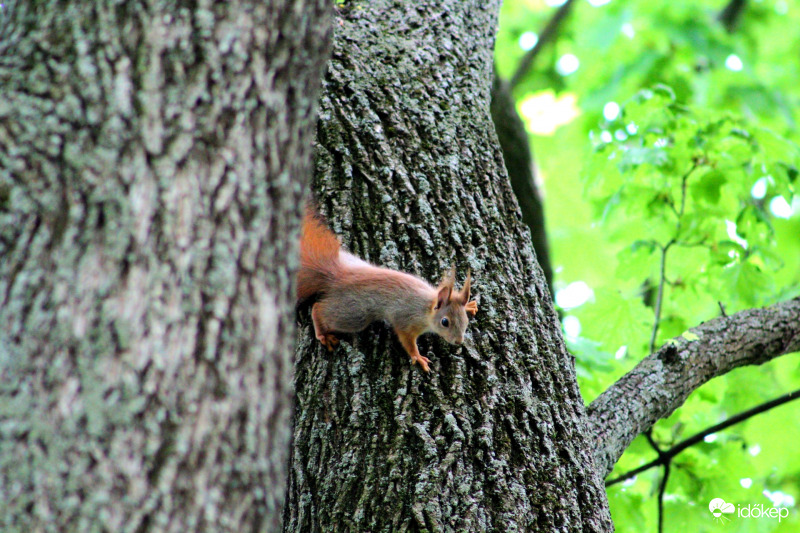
[588,296,800,477]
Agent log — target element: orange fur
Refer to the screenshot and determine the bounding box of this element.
[297,211,342,301]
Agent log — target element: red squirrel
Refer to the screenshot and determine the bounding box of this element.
[298,210,478,372]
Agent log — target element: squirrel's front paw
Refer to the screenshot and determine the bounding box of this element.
[465,300,478,316]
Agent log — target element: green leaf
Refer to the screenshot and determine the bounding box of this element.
[710,240,745,266]
[720,261,774,306]
[576,288,654,356]
[690,170,727,204]
[616,240,658,280]
[735,205,774,243]
[618,146,670,171]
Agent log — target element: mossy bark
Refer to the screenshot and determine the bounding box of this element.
[0,1,330,531]
[285,1,612,531]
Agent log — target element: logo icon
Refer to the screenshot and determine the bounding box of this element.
[709,498,735,524]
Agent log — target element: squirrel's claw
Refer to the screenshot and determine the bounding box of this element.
[412,354,431,373]
[465,300,478,316]
[318,333,339,351]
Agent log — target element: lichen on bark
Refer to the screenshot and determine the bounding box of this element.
[0,1,331,531]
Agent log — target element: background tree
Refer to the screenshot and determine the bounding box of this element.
[287,0,800,531]
[0,1,330,530]
[495,0,800,530]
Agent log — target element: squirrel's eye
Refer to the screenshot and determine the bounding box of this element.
[441,317,450,328]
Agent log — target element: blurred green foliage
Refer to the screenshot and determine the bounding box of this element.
[496,0,800,531]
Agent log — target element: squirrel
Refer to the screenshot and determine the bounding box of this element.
[298,209,478,372]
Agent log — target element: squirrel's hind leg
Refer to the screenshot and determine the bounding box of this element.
[312,302,339,351]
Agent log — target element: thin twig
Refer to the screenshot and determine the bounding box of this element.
[649,163,698,353]
[643,429,663,455]
[643,430,670,533]
[606,387,800,486]
[657,462,670,533]
[649,242,672,354]
[674,163,695,233]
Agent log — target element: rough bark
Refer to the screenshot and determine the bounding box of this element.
[490,71,554,294]
[587,296,800,477]
[0,1,330,531]
[285,1,612,531]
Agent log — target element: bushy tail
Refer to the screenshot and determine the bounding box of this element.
[297,209,342,301]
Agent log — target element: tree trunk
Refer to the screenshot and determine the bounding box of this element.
[285,1,612,531]
[0,1,330,531]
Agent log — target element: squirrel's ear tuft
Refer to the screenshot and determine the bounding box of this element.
[459,270,471,304]
[439,266,456,289]
[435,267,456,309]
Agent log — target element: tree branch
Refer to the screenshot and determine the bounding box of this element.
[509,0,578,89]
[587,296,800,476]
[490,70,554,294]
[605,387,800,486]
[641,430,668,533]
[650,163,697,353]
[719,0,748,33]
[657,462,670,533]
